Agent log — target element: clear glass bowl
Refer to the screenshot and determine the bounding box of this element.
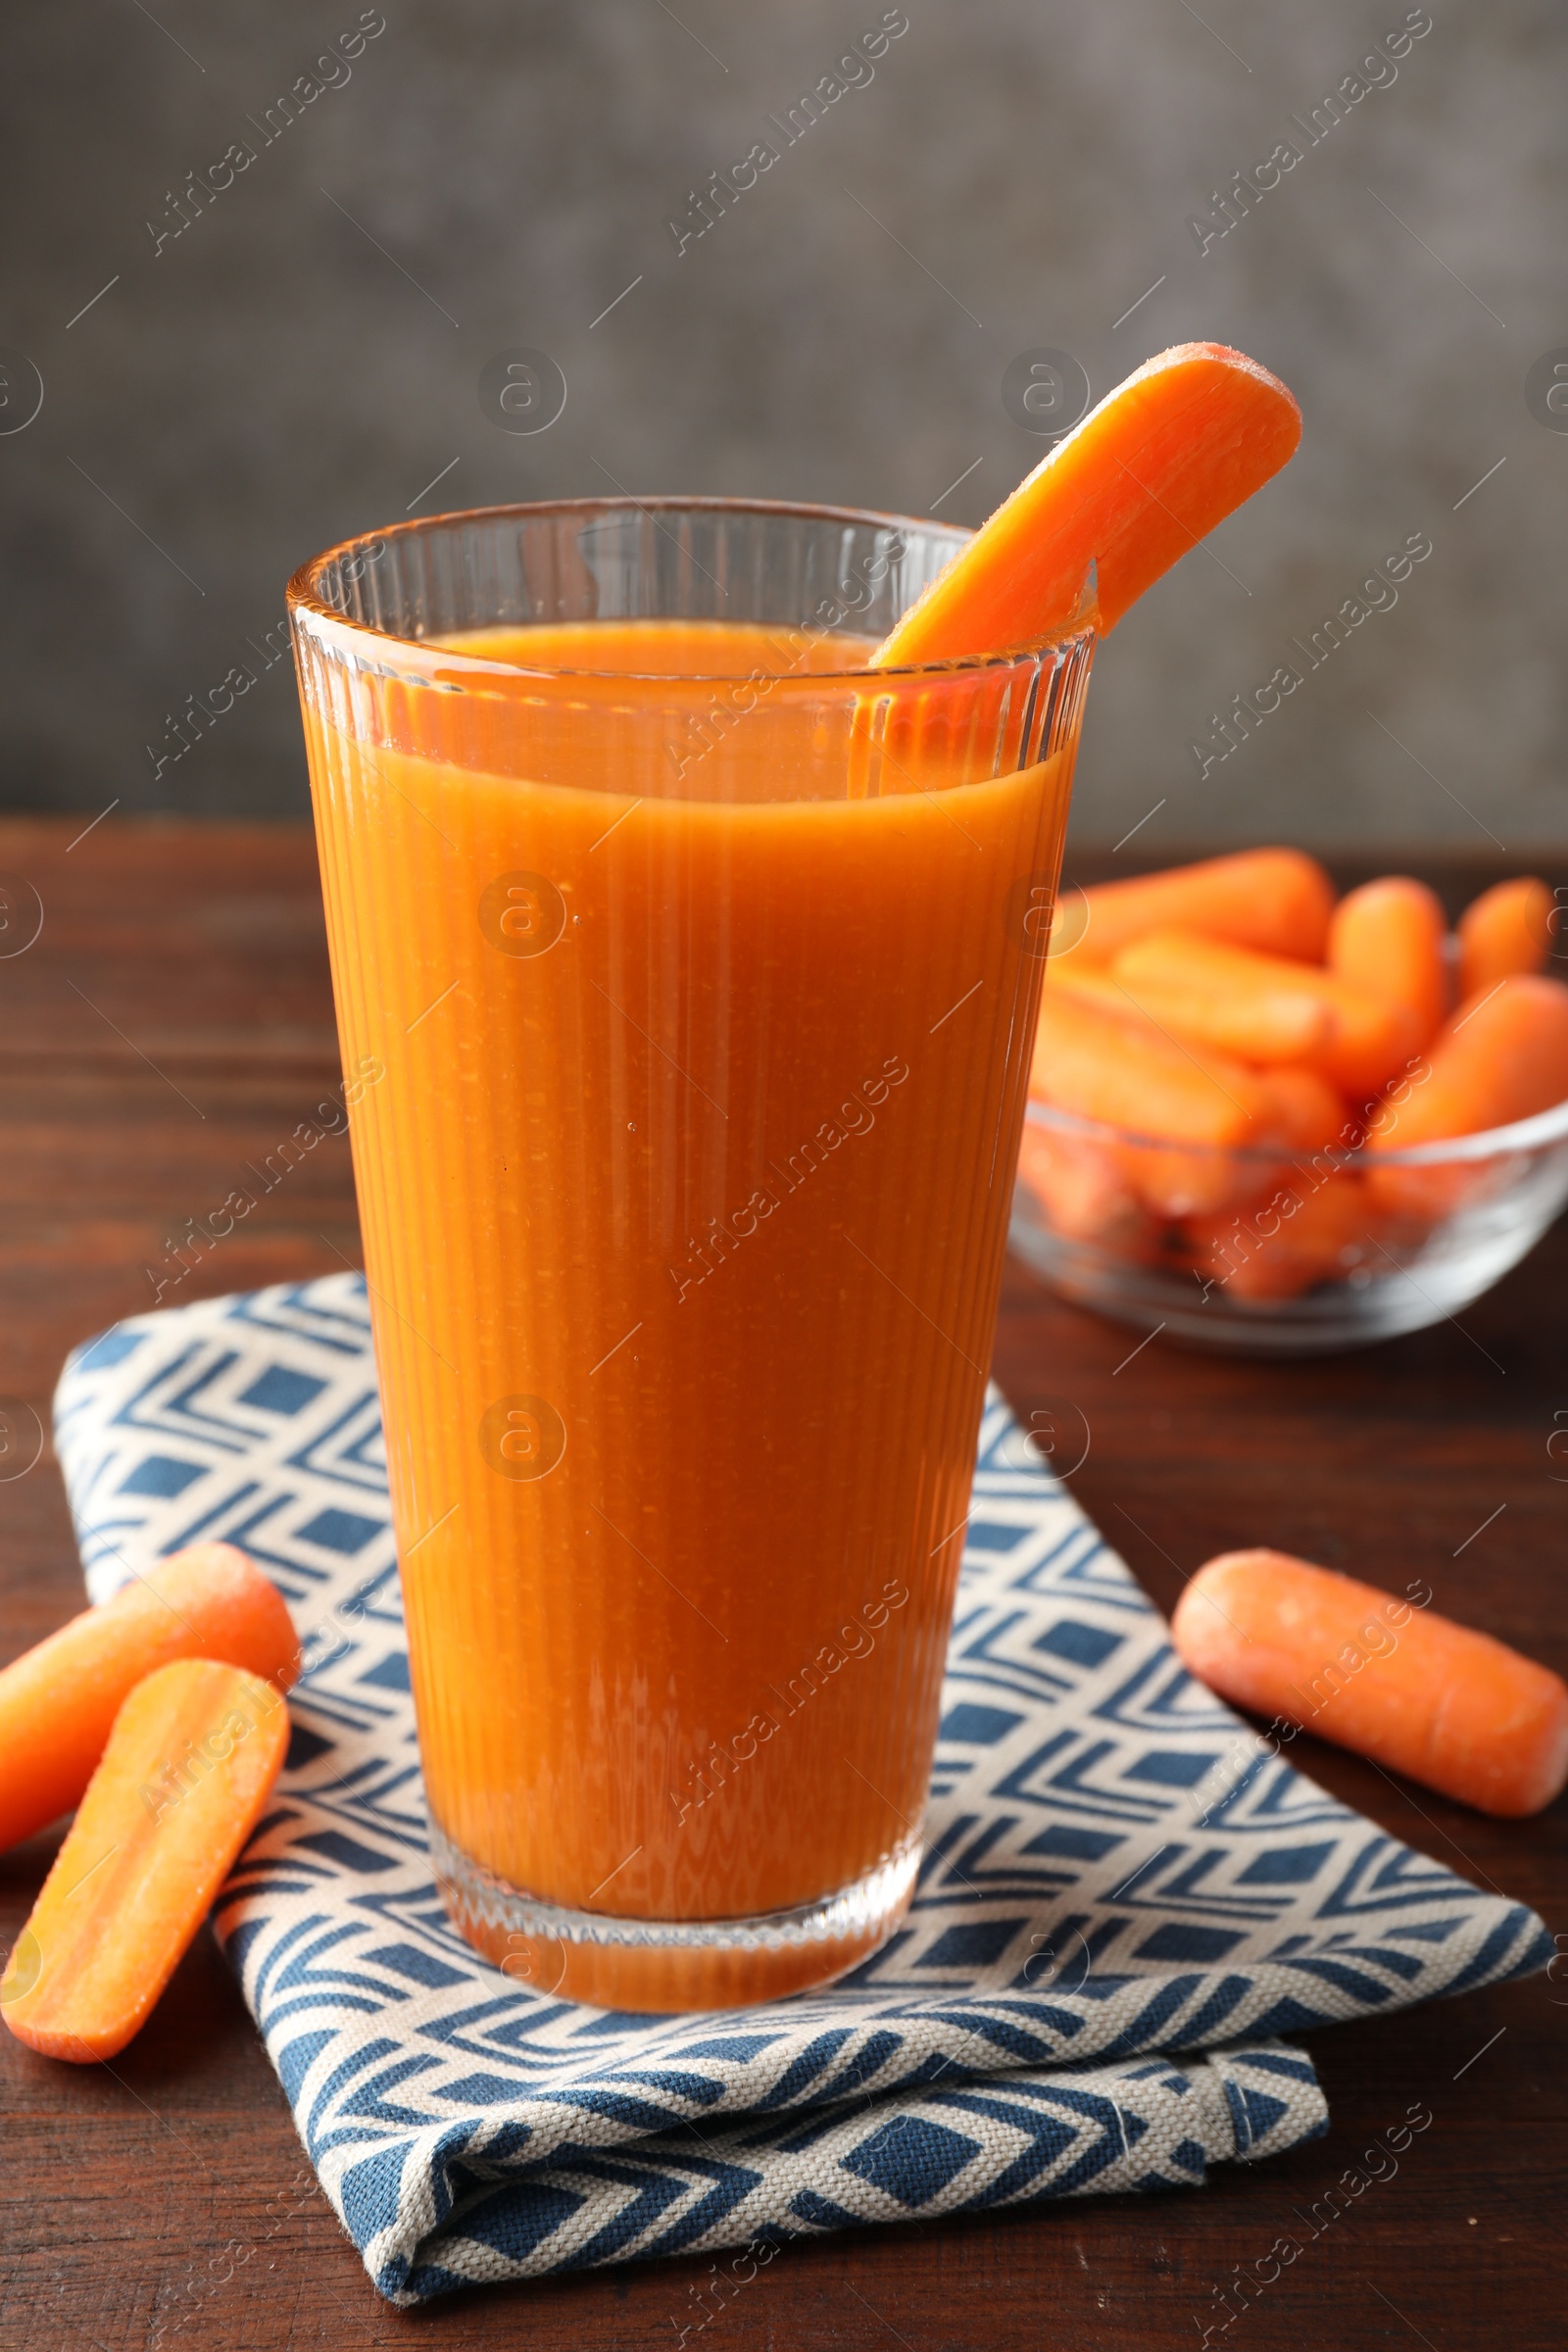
[1010,1094,1568,1354]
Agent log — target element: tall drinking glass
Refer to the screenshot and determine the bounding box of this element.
[288,500,1094,2009]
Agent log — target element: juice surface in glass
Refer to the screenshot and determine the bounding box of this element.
[290,504,1093,2008]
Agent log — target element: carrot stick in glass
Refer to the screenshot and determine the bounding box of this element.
[0,1544,299,1854]
[1173,1549,1568,1818]
[874,343,1301,662]
[0,1660,291,2061]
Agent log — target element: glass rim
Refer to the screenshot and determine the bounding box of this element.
[284,494,1099,684]
[1022,1090,1568,1168]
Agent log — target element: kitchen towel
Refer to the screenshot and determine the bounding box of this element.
[52,1273,1547,2303]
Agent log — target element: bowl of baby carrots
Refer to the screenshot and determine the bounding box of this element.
[1013,849,1568,1352]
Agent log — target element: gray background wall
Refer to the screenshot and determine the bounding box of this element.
[0,0,1562,853]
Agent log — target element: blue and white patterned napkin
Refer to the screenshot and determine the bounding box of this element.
[52,1275,1547,2303]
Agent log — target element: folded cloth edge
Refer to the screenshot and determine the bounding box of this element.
[366,2035,1329,2300]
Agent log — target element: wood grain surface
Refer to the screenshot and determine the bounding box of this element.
[0,819,1562,2351]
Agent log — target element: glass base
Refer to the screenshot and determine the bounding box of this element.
[429,1818,922,2012]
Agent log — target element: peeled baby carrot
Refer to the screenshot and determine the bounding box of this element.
[1116,929,1422,1100]
[1031,984,1271,1146]
[1457,876,1553,1000]
[875,344,1301,662]
[0,1659,289,2060]
[1108,935,1331,1065]
[1364,972,1568,1221]
[1367,972,1568,1149]
[1048,945,1335,1109]
[1115,1139,1260,1221]
[1039,961,1231,1056]
[0,1543,298,1855]
[1031,987,1276,1217]
[1173,1549,1568,1817]
[1254,1065,1353,1153]
[1047,849,1335,968]
[1039,964,1152,1023]
[1182,1170,1375,1302]
[1016,1120,1152,1250]
[1329,876,1448,1045]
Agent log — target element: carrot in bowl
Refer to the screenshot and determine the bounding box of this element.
[1039,961,1158,1026]
[0,1543,299,1856]
[1363,971,1568,1222]
[1329,875,1448,1045]
[0,1659,290,2061]
[1046,847,1334,968]
[1253,1065,1354,1153]
[1107,936,1332,1065]
[1031,981,1271,1145]
[1367,971,1568,1148]
[1173,1549,1568,1817]
[1015,1121,1152,1251]
[1043,955,1324,1080]
[1457,876,1554,1001]
[1114,929,1423,1101]
[1030,982,1274,1215]
[1181,1168,1377,1302]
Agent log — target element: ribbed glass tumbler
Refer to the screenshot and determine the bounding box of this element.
[287,499,1094,2009]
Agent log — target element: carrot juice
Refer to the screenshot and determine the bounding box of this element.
[289,502,1093,2008]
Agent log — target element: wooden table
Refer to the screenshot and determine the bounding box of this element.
[1,819,1562,2350]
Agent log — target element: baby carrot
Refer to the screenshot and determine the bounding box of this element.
[874,344,1300,662]
[1031,986,1276,1217]
[1182,1170,1375,1302]
[0,1543,298,1855]
[1173,1549,1568,1817]
[1038,964,1145,1022]
[1254,1065,1354,1153]
[1366,972,1568,1149]
[1040,962,1219,1049]
[1016,1120,1151,1250]
[1457,876,1554,1001]
[1047,848,1335,967]
[1329,876,1448,1045]
[1030,984,1271,1146]
[1047,959,1330,1118]
[1107,935,1332,1064]
[0,1660,290,2061]
[1363,972,1568,1221]
[1115,929,1422,1100]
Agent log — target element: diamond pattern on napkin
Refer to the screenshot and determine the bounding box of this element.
[51,1274,1547,2301]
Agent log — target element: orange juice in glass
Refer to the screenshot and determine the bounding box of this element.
[287,500,1093,2009]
